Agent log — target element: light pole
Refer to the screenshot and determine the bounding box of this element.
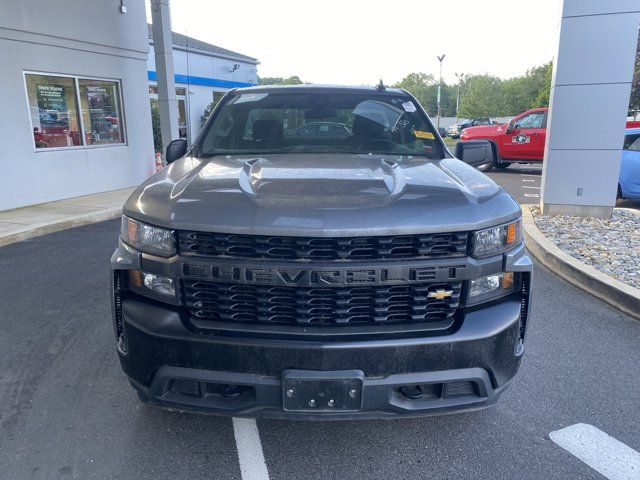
[436,54,446,130]
[455,72,464,125]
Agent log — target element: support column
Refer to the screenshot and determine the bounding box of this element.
[151,0,179,157]
[540,0,640,218]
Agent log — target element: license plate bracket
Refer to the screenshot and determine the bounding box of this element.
[282,370,364,412]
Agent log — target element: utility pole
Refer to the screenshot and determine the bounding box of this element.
[151,0,179,158]
[436,54,446,129]
[455,72,464,125]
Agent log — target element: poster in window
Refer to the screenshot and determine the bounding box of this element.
[79,80,124,145]
[25,74,82,148]
[35,84,69,128]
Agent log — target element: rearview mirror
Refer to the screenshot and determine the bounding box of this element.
[454,140,493,167]
[165,138,188,164]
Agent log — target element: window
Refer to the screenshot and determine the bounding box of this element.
[78,79,124,145]
[199,92,442,158]
[624,133,640,151]
[25,74,82,148]
[515,112,545,129]
[25,72,125,149]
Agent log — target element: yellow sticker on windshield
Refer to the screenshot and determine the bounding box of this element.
[414,130,435,139]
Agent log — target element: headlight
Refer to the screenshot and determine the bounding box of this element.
[472,219,522,258]
[129,270,179,304]
[121,216,176,257]
[467,272,517,306]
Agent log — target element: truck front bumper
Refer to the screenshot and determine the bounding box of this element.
[118,296,525,420]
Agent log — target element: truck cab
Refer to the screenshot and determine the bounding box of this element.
[460,108,548,170]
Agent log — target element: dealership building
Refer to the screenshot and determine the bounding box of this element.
[0,0,257,212]
[147,24,258,144]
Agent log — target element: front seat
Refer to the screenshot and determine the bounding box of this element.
[252,119,284,149]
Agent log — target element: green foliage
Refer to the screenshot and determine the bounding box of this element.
[502,62,553,114]
[258,76,304,85]
[629,32,640,116]
[397,61,553,119]
[458,74,506,118]
[150,101,162,153]
[457,62,552,118]
[393,73,457,116]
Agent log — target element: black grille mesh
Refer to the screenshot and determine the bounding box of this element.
[178,231,468,261]
[184,280,462,326]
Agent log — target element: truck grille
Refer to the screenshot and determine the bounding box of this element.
[178,231,468,262]
[183,280,462,326]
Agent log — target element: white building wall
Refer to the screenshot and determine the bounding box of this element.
[147,44,258,143]
[0,0,155,211]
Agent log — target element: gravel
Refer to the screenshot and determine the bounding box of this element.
[530,206,640,290]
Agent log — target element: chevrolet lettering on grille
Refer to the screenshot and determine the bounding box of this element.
[183,263,465,287]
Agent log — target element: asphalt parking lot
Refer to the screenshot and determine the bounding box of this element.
[486,164,543,204]
[1,190,639,479]
[487,162,640,210]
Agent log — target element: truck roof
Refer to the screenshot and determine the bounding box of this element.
[234,84,409,96]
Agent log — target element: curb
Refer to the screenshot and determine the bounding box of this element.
[522,205,640,321]
[0,207,121,248]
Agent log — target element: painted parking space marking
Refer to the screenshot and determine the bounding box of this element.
[233,418,270,480]
[522,179,536,182]
[521,174,540,177]
[523,186,541,189]
[524,193,540,198]
[550,423,640,480]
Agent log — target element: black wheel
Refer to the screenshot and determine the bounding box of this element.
[494,162,511,169]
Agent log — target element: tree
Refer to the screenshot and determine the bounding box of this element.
[393,73,436,113]
[533,62,552,109]
[150,101,162,153]
[502,62,552,115]
[629,31,640,117]
[258,75,304,85]
[458,74,506,118]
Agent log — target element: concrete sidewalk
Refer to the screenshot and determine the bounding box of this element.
[0,188,134,247]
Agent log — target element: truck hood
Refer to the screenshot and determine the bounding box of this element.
[123,154,520,236]
[461,124,502,138]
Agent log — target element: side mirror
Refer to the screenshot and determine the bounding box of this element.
[454,140,493,167]
[165,138,188,164]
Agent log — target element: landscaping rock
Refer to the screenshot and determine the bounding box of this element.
[530,206,640,289]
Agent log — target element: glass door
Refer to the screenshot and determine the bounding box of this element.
[149,85,190,144]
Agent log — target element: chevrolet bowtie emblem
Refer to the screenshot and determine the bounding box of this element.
[427,289,454,300]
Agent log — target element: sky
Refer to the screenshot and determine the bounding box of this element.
[146,0,563,85]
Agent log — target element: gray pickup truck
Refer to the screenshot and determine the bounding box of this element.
[111,85,532,419]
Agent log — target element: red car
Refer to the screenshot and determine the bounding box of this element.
[460,108,640,171]
[459,108,548,171]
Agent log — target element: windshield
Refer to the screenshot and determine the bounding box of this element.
[198,91,442,158]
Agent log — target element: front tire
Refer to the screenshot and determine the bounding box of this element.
[494,162,511,169]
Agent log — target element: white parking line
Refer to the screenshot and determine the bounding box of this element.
[233,418,270,480]
[522,179,536,183]
[550,423,640,480]
[521,174,540,177]
[524,193,540,198]
[522,186,541,189]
